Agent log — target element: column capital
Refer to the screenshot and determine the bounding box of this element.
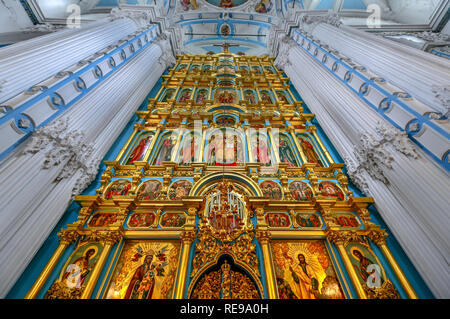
[367,229,388,246]
[326,230,362,246]
[58,229,80,245]
[181,230,196,244]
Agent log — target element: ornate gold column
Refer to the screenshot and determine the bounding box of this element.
[174,229,196,299]
[368,230,418,299]
[254,207,277,299]
[327,230,368,299]
[256,229,278,299]
[80,230,122,299]
[310,127,334,165]
[143,125,162,162]
[289,128,308,164]
[25,229,79,299]
[267,127,281,164]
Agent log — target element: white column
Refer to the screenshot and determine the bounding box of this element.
[306,17,450,117]
[0,35,173,297]
[277,40,450,298]
[0,17,141,104]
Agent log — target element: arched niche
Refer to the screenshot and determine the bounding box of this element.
[190,172,263,197]
[188,254,264,299]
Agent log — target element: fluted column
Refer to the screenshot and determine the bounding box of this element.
[0,32,174,297]
[0,17,141,104]
[305,16,450,116]
[277,39,450,298]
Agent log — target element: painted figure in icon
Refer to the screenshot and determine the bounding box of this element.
[125,254,157,299]
[128,213,156,228]
[216,116,235,127]
[180,0,199,11]
[161,89,175,102]
[289,253,319,299]
[168,180,193,200]
[105,180,131,199]
[255,0,273,13]
[216,90,235,104]
[289,181,313,201]
[276,91,289,103]
[179,134,199,165]
[160,213,186,227]
[251,134,271,165]
[260,181,282,200]
[191,65,200,73]
[296,213,322,228]
[240,67,249,75]
[244,90,256,104]
[206,132,244,166]
[126,134,153,164]
[279,135,297,167]
[349,246,385,286]
[319,181,344,201]
[297,136,323,167]
[178,89,192,103]
[266,213,290,227]
[62,248,97,289]
[219,0,234,8]
[89,213,118,227]
[260,90,273,104]
[137,180,162,200]
[155,136,177,165]
[195,89,208,104]
[252,66,262,74]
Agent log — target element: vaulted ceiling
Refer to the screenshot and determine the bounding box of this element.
[4,0,449,54]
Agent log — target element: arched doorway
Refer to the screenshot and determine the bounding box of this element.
[189,255,262,299]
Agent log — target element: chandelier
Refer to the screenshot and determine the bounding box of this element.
[202,181,249,241]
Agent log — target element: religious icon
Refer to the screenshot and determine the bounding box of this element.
[136,180,162,200]
[278,134,298,167]
[178,89,192,103]
[215,89,236,104]
[334,213,360,228]
[127,213,156,228]
[259,181,283,200]
[318,181,345,201]
[202,65,212,72]
[168,180,193,200]
[297,135,324,166]
[45,243,102,299]
[190,65,201,73]
[179,133,200,165]
[206,130,245,166]
[346,243,386,287]
[176,64,187,72]
[259,90,273,104]
[289,181,314,201]
[105,241,180,299]
[276,91,290,103]
[266,213,291,227]
[154,135,177,165]
[295,212,322,228]
[251,66,262,74]
[195,89,208,104]
[255,0,273,13]
[126,133,153,164]
[220,24,231,37]
[240,66,249,75]
[105,180,131,199]
[250,133,272,165]
[160,213,187,228]
[219,0,235,8]
[216,116,236,127]
[161,89,175,102]
[271,241,344,299]
[88,213,118,227]
[244,90,256,104]
[264,66,275,74]
[180,0,199,11]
